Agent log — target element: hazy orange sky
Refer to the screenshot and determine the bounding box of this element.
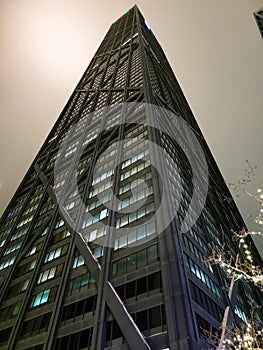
[1,0,263,253]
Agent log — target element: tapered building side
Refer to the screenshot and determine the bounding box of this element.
[254,7,263,39]
[0,6,262,350]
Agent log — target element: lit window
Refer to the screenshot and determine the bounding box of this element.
[0,256,15,270]
[31,289,50,307]
[44,247,62,263]
[13,302,21,316]
[21,279,30,291]
[55,219,64,229]
[73,255,84,268]
[3,242,22,256]
[26,246,37,256]
[38,267,56,284]
[28,259,36,270]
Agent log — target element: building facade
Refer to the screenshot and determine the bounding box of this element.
[0,6,262,350]
[254,7,263,39]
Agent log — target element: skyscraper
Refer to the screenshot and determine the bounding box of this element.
[254,7,263,39]
[0,5,262,350]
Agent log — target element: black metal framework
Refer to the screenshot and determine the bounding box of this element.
[254,7,263,39]
[0,5,262,350]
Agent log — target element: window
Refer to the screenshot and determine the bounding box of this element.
[116,202,154,228]
[88,180,112,198]
[92,169,114,186]
[11,228,28,241]
[56,328,92,350]
[73,255,84,268]
[31,289,50,307]
[20,313,52,337]
[69,273,95,293]
[112,244,159,277]
[44,247,62,262]
[12,302,21,316]
[117,186,153,210]
[29,259,36,270]
[37,267,57,284]
[184,254,222,299]
[61,296,97,322]
[82,208,109,229]
[55,219,64,229]
[21,279,30,291]
[4,242,22,256]
[115,271,161,300]
[82,226,106,243]
[26,245,37,256]
[0,257,15,271]
[189,281,223,321]
[120,161,150,181]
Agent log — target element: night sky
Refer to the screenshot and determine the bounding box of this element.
[1,0,262,255]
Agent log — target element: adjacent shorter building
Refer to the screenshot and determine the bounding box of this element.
[0,5,262,350]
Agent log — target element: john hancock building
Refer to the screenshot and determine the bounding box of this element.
[0,5,262,350]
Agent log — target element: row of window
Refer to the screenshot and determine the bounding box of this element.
[44,247,62,263]
[131,304,166,333]
[115,271,161,300]
[3,242,22,256]
[82,226,106,243]
[121,149,149,169]
[105,304,166,343]
[184,254,222,299]
[19,312,51,338]
[17,215,33,228]
[120,161,150,181]
[92,169,114,186]
[0,256,15,271]
[64,140,79,158]
[88,179,112,199]
[86,193,111,212]
[15,259,36,276]
[182,234,212,273]
[112,244,159,277]
[189,281,223,322]
[118,185,153,210]
[116,202,154,228]
[61,295,97,322]
[97,146,117,164]
[10,228,28,241]
[119,173,151,195]
[82,208,108,229]
[68,272,96,293]
[7,279,29,299]
[123,139,148,159]
[22,204,38,217]
[114,221,156,250]
[187,227,208,253]
[31,286,57,308]
[37,264,63,284]
[123,132,147,152]
[39,202,55,215]
[234,305,248,323]
[55,328,93,350]
[0,238,6,248]
[0,301,21,322]
[0,327,12,345]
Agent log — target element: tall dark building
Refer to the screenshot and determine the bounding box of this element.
[254,7,263,39]
[0,6,262,350]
